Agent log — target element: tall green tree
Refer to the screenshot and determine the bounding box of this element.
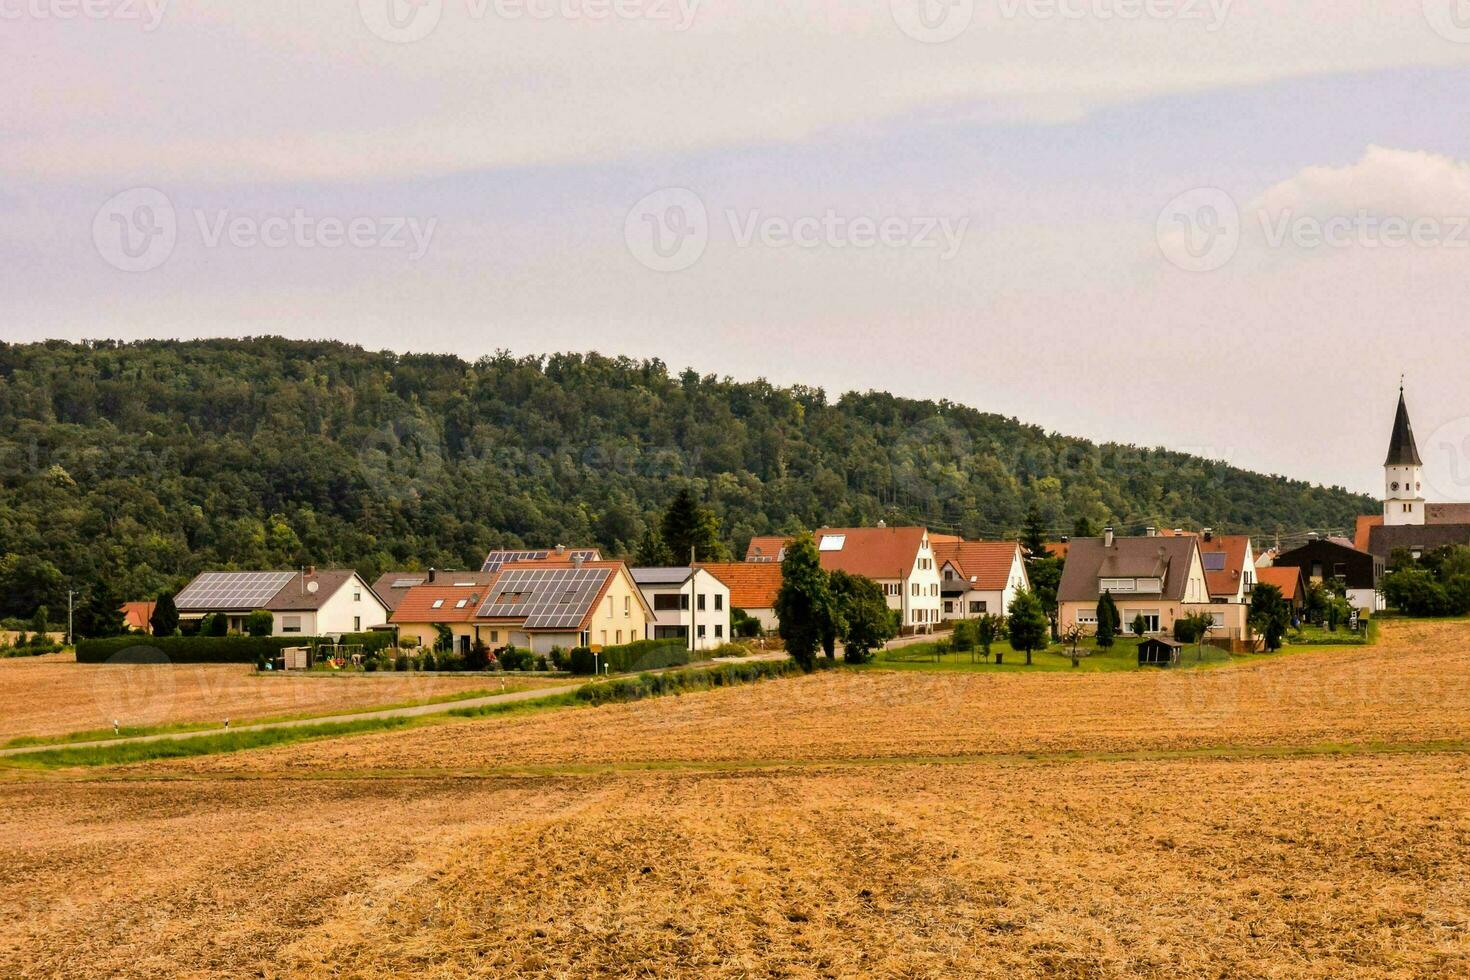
[632,527,673,567]
[150,591,179,636]
[774,533,836,671]
[1021,507,1051,559]
[975,613,1005,662]
[660,488,728,562]
[76,579,126,639]
[1072,516,1099,537]
[830,570,896,664]
[1096,590,1119,648]
[1007,588,1049,666]
[30,606,49,637]
[1249,583,1290,651]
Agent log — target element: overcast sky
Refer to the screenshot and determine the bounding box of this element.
[7,1,1470,497]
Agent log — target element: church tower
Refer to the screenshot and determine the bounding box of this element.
[1384,385,1425,526]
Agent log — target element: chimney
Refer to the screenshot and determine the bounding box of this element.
[877,519,886,528]
[1103,526,1115,548]
[1145,526,1156,537]
[1204,527,1214,541]
[306,565,316,577]
[428,567,436,583]
[1061,535,1070,544]
[556,544,566,556]
[1307,532,1320,542]
[573,554,585,569]
[1173,528,1184,536]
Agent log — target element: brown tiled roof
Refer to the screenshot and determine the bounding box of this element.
[372,571,494,613]
[121,601,155,632]
[392,582,495,624]
[933,541,1022,591]
[699,562,783,609]
[743,535,789,562]
[810,526,929,580]
[1366,523,1470,560]
[1428,504,1470,524]
[1255,565,1304,602]
[265,570,363,612]
[1354,515,1383,552]
[1197,534,1251,599]
[1057,536,1199,603]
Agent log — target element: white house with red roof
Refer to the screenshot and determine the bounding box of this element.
[810,525,943,633]
[931,540,1029,621]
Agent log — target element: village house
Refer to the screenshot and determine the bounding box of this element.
[699,562,784,634]
[1270,537,1382,613]
[1056,528,1215,637]
[810,526,943,633]
[1255,564,1307,616]
[173,568,389,636]
[1195,529,1254,637]
[931,540,1029,620]
[471,559,652,654]
[371,569,495,615]
[390,580,490,655]
[631,566,732,650]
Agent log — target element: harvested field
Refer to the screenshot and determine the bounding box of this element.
[170,618,1470,775]
[0,653,564,741]
[6,620,1470,977]
[2,754,1467,977]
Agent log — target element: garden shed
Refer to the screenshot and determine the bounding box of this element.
[1137,636,1183,668]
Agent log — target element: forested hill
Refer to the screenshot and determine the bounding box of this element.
[0,338,1373,616]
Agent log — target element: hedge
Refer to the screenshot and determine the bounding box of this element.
[80,635,319,664]
[601,637,693,672]
[573,657,810,705]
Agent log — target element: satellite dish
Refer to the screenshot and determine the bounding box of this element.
[306,580,319,594]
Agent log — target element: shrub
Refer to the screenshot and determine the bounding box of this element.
[438,652,465,672]
[76,634,334,665]
[337,631,397,654]
[244,610,274,637]
[467,639,491,672]
[497,646,534,671]
[599,638,691,673]
[394,653,410,672]
[573,658,806,706]
[364,657,379,672]
[712,642,750,658]
[420,651,437,671]
[548,646,567,671]
[569,646,597,675]
[535,654,550,671]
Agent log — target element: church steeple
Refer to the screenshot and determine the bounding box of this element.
[1384,384,1422,467]
[1384,383,1425,526]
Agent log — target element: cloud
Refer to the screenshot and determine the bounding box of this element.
[1252,145,1470,219]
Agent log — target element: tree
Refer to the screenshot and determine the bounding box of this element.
[660,488,728,562]
[1061,623,1085,667]
[1007,589,1049,666]
[632,527,673,567]
[775,533,836,671]
[244,609,274,637]
[951,619,974,654]
[467,638,491,671]
[830,570,896,664]
[30,605,48,637]
[1021,507,1051,560]
[201,612,229,636]
[76,579,126,639]
[150,591,179,636]
[1027,556,1064,629]
[1072,516,1100,538]
[433,623,454,653]
[1249,583,1290,652]
[1096,590,1119,649]
[1130,613,1148,639]
[975,613,1005,663]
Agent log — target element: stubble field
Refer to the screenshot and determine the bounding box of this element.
[3,620,1469,978]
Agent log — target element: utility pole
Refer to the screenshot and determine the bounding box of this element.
[67,590,76,646]
[688,546,697,654]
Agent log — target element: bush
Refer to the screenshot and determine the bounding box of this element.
[394,653,410,672]
[438,652,465,672]
[364,657,379,672]
[337,631,397,654]
[535,654,550,671]
[420,651,437,671]
[497,646,534,671]
[467,639,491,672]
[573,658,806,706]
[244,610,274,637]
[76,634,332,664]
[569,646,597,675]
[599,637,692,673]
[712,642,750,658]
[548,646,567,671]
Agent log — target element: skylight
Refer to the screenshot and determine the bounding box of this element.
[1202,553,1227,571]
[818,534,846,552]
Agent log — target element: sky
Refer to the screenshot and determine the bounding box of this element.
[7,1,1470,497]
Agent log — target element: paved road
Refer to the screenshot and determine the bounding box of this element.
[0,653,786,760]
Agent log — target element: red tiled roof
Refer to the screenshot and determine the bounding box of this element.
[699,562,783,609]
[1040,540,1070,561]
[391,581,497,624]
[1197,534,1251,599]
[933,541,1022,591]
[743,535,789,562]
[121,601,155,632]
[1354,515,1383,552]
[810,527,929,580]
[1256,565,1304,602]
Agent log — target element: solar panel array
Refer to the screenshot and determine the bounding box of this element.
[476,566,611,629]
[175,571,295,610]
[481,548,600,572]
[390,577,426,589]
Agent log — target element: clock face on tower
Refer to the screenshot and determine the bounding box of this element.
[1392,482,1400,491]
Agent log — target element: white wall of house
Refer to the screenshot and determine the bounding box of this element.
[895,533,943,631]
[273,575,388,637]
[637,569,732,651]
[939,549,1029,620]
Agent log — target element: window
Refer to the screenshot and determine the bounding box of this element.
[715,594,723,611]
[353,616,361,631]
[1100,578,1136,593]
[654,594,688,611]
[281,615,301,633]
[616,630,622,643]
[969,600,987,614]
[600,631,607,645]
[944,601,954,614]
[624,595,630,616]
[697,624,707,638]
[455,599,468,608]
[885,583,900,596]
[606,597,613,617]
[818,535,846,552]
[431,599,444,609]
[715,624,723,638]
[1135,578,1161,593]
[1129,611,1161,633]
[353,590,361,602]
[1210,612,1225,628]
[1333,563,1348,579]
[1076,607,1098,625]
[1202,553,1227,571]
[489,631,499,643]
[697,593,706,611]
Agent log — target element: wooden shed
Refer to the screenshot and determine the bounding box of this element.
[1137,637,1183,668]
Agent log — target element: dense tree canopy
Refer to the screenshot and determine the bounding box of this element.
[0,338,1374,620]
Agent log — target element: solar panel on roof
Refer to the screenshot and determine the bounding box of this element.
[175,571,294,610]
[481,548,599,572]
[476,566,611,629]
[1202,553,1228,571]
[391,577,426,589]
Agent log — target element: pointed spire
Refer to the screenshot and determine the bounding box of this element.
[1384,385,1422,467]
